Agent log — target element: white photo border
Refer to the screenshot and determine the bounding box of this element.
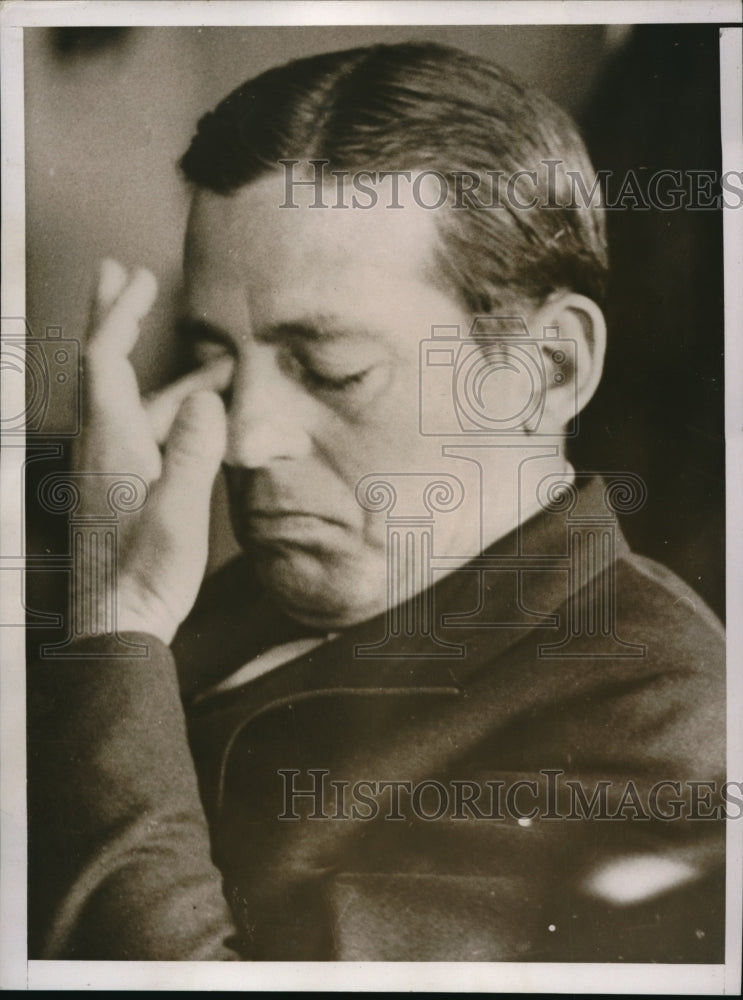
[1,1,741,992]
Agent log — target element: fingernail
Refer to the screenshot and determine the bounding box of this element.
[98,258,128,303]
[130,267,158,312]
[207,355,235,382]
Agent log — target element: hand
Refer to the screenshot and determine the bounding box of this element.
[73,258,234,644]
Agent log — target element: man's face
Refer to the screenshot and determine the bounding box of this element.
[183,173,525,629]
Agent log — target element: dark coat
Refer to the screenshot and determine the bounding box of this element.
[28,477,726,961]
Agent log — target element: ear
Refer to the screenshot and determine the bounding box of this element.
[525,292,606,433]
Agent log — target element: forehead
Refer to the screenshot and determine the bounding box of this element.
[184,172,450,323]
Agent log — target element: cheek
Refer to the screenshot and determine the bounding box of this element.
[360,508,390,551]
[313,378,412,474]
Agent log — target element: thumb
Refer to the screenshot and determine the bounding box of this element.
[154,390,227,520]
[115,392,226,643]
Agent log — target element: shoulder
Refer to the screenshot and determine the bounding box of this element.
[548,548,727,777]
[614,549,724,671]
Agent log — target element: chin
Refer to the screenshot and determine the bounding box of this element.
[253,546,387,630]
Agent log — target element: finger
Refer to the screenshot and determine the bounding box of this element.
[154,391,227,520]
[82,348,148,440]
[97,258,129,313]
[87,267,158,360]
[87,258,128,335]
[115,392,226,644]
[145,357,234,444]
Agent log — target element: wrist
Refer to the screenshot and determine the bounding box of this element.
[108,581,182,646]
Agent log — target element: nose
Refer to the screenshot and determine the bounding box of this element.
[224,347,313,467]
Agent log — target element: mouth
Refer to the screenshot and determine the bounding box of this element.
[240,509,350,544]
[246,508,346,523]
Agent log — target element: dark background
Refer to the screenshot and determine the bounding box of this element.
[575,25,725,618]
[23,24,726,626]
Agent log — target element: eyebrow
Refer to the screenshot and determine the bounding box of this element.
[176,314,381,346]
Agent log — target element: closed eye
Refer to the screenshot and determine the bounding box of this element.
[177,317,234,364]
[300,365,373,392]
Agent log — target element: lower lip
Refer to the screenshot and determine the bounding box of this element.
[243,512,346,542]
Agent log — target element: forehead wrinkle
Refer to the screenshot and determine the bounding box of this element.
[254,231,441,300]
[253,315,385,346]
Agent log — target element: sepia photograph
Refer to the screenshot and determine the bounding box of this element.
[1,0,741,992]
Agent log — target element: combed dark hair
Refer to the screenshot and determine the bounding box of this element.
[180,42,607,312]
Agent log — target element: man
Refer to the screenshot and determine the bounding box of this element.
[28,42,725,962]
